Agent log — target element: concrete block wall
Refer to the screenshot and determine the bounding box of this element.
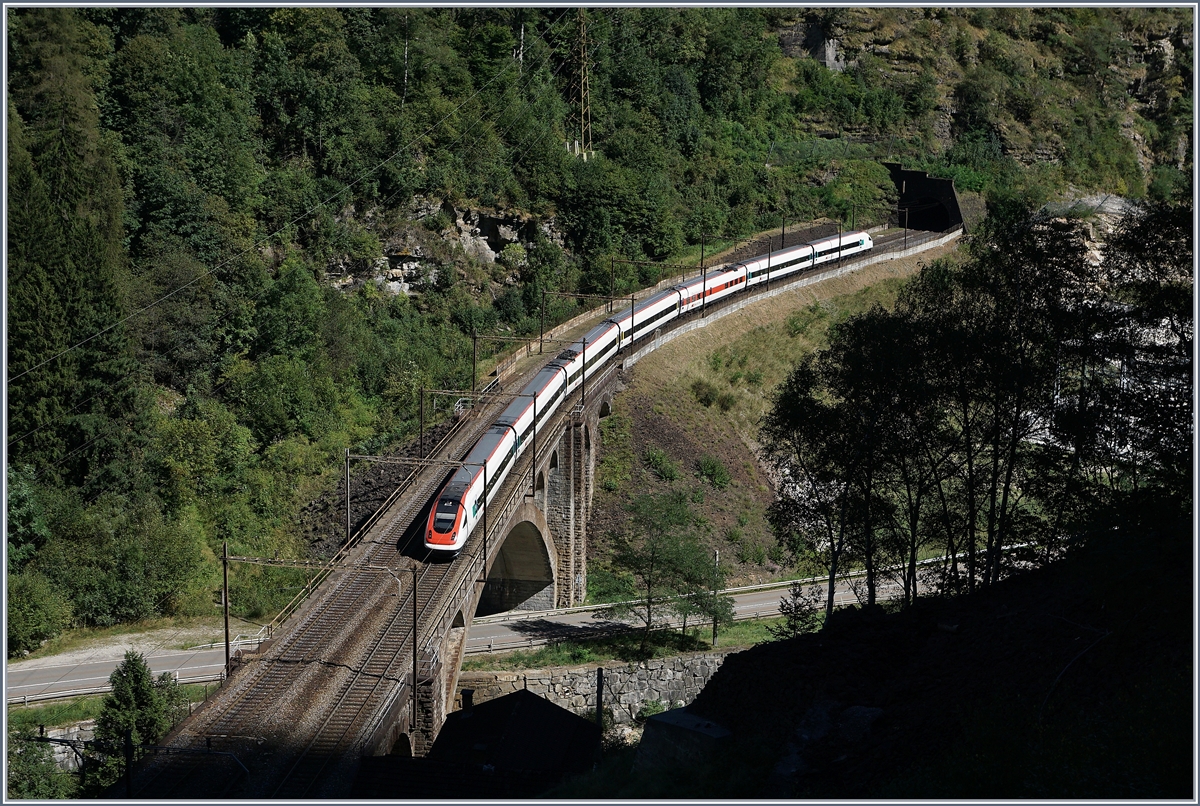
[454,648,741,725]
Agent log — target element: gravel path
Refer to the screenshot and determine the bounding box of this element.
[6,619,259,673]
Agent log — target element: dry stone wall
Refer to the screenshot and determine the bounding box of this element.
[455,647,741,725]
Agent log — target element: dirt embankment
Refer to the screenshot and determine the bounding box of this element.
[586,240,962,585]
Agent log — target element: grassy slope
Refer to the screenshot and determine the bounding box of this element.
[587,241,965,590]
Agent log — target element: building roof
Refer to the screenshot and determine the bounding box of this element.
[429,688,599,774]
[351,689,600,799]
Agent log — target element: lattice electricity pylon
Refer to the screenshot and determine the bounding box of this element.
[565,9,592,159]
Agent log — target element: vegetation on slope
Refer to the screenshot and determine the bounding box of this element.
[6,7,1192,654]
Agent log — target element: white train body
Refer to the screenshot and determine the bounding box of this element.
[426,230,873,551]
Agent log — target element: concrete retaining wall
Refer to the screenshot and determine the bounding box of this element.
[455,647,740,724]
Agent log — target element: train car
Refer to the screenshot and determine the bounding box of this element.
[426,228,874,553]
[426,424,517,552]
[578,320,622,385]
[677,262,748,315]
[427,362,568,552]
[626,288,681,345]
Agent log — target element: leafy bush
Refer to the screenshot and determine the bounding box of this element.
[636,699,667,723]
[716,391,738,412]
[422,210,451,232]
[7,727,77,799]
[643,446,681,481]
[691,379,719,407]
[736,540,767,565]
[587,568,637,604]
[698,455,732,489]
[7,572,73,657]
[746,369,764,386]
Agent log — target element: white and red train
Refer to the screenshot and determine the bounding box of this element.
[425,229,874,552]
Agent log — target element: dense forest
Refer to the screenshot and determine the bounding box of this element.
[762,198,1191,615]
[5,7,1193,653]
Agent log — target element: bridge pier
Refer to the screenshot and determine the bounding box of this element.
[545,411,595,608]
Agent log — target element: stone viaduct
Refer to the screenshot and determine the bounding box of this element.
[361,356,622,759]
[361,227,963,761]
[128,226,960,797]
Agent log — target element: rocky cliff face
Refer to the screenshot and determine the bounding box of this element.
[772,8,1192,171]
[325,196,567,298]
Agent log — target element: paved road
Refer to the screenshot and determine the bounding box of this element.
[5,579,854,704]
[7,648,230,705]
[8,567,929,705]
[465,575,892,654]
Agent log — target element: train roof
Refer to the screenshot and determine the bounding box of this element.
[582,321,617,344]
[517,364,564,397]
[641,288,678,308]
[444,425,509,492]
[496,394,532,426]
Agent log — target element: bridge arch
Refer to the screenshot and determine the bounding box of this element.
[476,502,556,616]
[534,470,547,509]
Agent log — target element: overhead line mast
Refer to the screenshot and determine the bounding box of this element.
[567,9,593,160]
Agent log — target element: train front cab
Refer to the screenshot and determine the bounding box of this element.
[426,496,465,553]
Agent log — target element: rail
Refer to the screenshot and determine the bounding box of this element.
[268,224,961,647]
[259,400,483,641]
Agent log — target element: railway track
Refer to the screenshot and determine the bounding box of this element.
[132,389,516,798]
[129,225,957,797]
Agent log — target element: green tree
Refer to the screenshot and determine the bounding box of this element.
[6,465,50,572]
[601,490,710,652]
[766,581,824,640]
[7,572,74,657]
[6,726,77,799]
[762,356,862,623]
[84,651,186,794]
[1093,197,1192,503]
[8,8,147,496]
